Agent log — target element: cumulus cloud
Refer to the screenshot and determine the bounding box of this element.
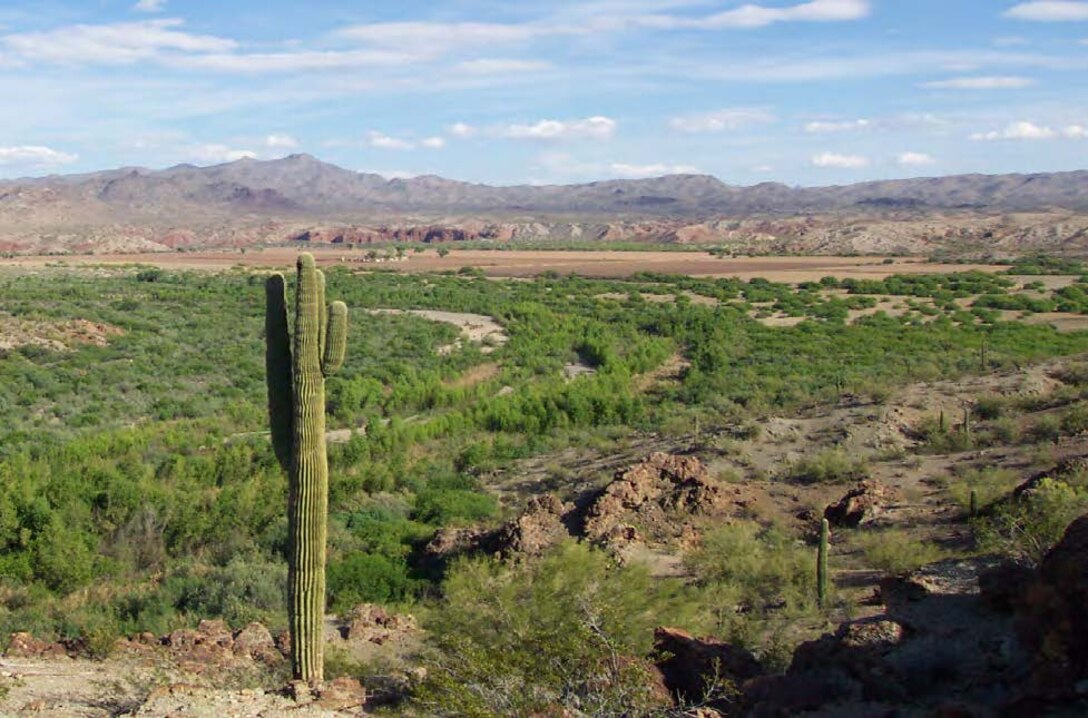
[804,119,870,133]
[1064,125,1088,138]
[449,122,476,138]
[502,116,616,140]
[420,136,446,149]
[897,152,936,166]
[265,134,298,149]
[811,152,869,168]
[1004,2,1088,21]
[639,0,870,30]
[1,19,236,65]
[969,121,1058,140]
[190,144,257,163]
[667,108,775,133]
[922,76,1034,89]
[0,145,79,166]
[367,131,415,150]
[608,162,699,178]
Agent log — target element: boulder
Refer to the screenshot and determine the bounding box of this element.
[493,494,573,557]
[5,632,67,659]
[1014,514,1088,701]
[232,622,280,664]
[343,603,417,645]
[824,480,892,528]
[315,676,367,711]
[583,453,730,543]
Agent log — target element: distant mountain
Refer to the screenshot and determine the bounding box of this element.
[4,154,1087,220]
[2,154,1088,255]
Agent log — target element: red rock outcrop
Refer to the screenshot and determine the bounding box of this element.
[654,627,762,708]
[824,480,893,528]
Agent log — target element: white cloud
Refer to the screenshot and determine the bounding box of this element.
[454,59,551,75]
[133,0,167,12]
[265,134,298,149]
[1063,124,1088,138]
[608,162,699,178]
[992,35,1031,46]
[897,152,936,166]
[171,49,413,73]
[338,21,548,49]
[132,0,165,12]
[1,19,236,65]
[502,116,616,140]
[969,121,1058,140]
[639,0,870,29]
[804,118,870,133]
[753,164,775,173]
[1004,2,1088,21]
[449,122,476,138]
[190,144,257,163]
[667,108,775,133]
[922,76,1035,89]
[0,145,78,166]
[811,152,869,168]
[367,131,415,150]
[420,136,446,149]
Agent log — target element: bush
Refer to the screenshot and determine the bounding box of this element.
[413,541,704,716]
[327,552,418,611]
[786,449,868,484]
[974,478,1088,566]
[856,530,945,575]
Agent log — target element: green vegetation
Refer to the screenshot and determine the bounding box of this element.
[857,530,946,575]
[2,261,1088,670]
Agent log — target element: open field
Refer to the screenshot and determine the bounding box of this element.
[0,247,1007,281]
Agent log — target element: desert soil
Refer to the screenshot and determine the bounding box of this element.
[0,249,1006,281]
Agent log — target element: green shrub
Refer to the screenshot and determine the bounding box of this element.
[786,449,868,484]
[856,530,945,575]
[413,541,704,716]
[327,552,418,611]
[974,478,1088,566]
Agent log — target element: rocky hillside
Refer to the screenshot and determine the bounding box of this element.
[2,154,1088,254]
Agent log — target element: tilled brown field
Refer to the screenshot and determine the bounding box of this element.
[0,248,1007,281]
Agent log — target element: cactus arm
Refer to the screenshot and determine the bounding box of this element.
[322,301,348,376]
[265,273,294,471]
[288,252,329,684]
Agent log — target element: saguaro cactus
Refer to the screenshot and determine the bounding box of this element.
[817,518,830,609]
[265,253,348,684]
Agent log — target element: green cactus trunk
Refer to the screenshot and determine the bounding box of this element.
[265,253,348,684]
[817,518,830,609]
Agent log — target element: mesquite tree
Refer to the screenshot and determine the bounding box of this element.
[265,253,348,683]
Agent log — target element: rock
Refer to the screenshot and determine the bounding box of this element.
[423,526,492,560]
[196,619,233,648]
[285,679,312,703]
[1015,513,1088,700]
[583,453,729,543]
[653,627,762,707]
[163,628,200,649]
[343,603,417,645]
[493,494,573,557]
[5,632,67,659]
[232,622,280,664]
[979,562,1033,612]
[824,480,892,528]
[315,676,367,710]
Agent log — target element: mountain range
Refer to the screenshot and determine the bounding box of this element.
[1,154,1087,255]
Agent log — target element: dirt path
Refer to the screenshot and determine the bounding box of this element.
[367,308,507,354]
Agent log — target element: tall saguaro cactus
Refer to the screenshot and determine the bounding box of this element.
[265,253,348,684]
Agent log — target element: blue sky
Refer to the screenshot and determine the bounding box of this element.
[0,0,1086,185]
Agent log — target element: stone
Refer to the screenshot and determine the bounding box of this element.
[315,676,367,711]
[653,626,762,706]
[824,480,892,528]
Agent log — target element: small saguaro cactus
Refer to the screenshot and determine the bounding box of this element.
[265,253,348,684]
[969,489,979,519]
[817,518,830,609]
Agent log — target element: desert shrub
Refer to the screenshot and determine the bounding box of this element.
[413,541,703,717]
[327,552,418,611]
[856,530,945,575]
[941,467,1021,516]
[1028,415,1062,444]
[412,478,499,526]
[685,522,817,661]
[785,449,868,484]
[1061,404,1088,436]
[974,478,1088,566]
[973,395,1006,421]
